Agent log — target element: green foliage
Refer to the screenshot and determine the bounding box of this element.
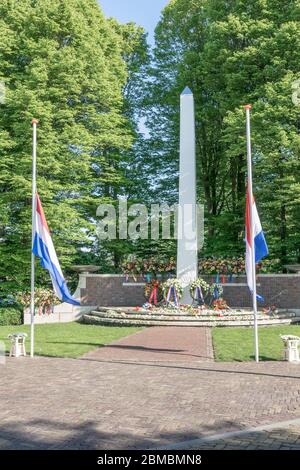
[1,0,300,285]
[0,0,148,293]
[0,307,22,326]
[147,0,300,267]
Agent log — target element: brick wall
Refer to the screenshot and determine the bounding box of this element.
[80,275,146,308]
[80,274,300,309]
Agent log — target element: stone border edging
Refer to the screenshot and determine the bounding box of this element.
[154,417,300,450]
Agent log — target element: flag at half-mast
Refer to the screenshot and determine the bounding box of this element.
[245,189,268,301]
[33,193,80,306]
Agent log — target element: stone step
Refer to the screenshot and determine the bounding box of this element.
[82,313,299,328]
[92,310,296,322]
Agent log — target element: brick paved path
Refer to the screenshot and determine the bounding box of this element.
[1,355,300,449]
[84,327,214,362]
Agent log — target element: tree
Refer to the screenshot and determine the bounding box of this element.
[0,0,138,293]
[148,0,300,266]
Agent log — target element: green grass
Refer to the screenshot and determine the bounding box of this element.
[0,323,142,358]
[212,325,300,362]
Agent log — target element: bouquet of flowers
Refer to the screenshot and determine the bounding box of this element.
[212,298,229,310]
[17,288,60,315]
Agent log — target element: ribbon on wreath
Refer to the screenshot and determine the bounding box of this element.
[149,284,159,305]
[213,286,220,300]
[167,285,179,307]
[194,286,204,304]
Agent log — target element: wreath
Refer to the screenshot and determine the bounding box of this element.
[144,280,163,304]
[209,283,223,299]
[189,278,209,301]
[162,278,184,303]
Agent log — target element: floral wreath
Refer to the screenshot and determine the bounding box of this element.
[162,278,184,302]
[189,278,210,300]
[209,283,223,298]
[144,280,163,303]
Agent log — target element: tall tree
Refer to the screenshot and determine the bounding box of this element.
[0,0,138,293]
[148,0,300,265]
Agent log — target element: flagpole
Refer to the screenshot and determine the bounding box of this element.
[30,119,38,358]
[244,105,259,363]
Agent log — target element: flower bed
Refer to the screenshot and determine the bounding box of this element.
[121,256,281,279]
[16,288,60,316]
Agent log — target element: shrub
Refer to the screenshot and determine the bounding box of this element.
[0,308,23,326]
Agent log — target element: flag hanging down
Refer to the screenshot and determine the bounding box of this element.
[245,190,268,302]
[32,193,80,306]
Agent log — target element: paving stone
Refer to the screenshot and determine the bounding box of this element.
[1,332,300,449]
[83,327,214,362]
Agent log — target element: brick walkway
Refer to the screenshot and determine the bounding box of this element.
[84,327,214,362]
[1,354,300,449]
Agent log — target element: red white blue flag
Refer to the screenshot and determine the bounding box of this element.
[245,190,268,301]
[32,193,80,305]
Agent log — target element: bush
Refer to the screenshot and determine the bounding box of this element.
[0,308,23,326]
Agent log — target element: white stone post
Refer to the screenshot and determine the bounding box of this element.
[177,87,198,304]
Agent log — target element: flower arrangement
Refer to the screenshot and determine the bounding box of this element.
[212,298,229,310]
[162,257,176,273]
[121,256,143,280]
[189,278,209,301]
[257,259,281,274]
[16,288,60,315]
[262,305,278,315]
[209,283,224,299]
[199,257,245,275]
[142,258,159,274]
[162,278,183,303]
[144,280,163,304]
[199,257,280,276]
[122,256,176,278]
[122,256,281,278]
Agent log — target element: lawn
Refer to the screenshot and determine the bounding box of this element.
[212,325,300,362]
[0,323,142,358]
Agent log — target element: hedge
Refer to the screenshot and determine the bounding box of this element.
[0,308,23,326]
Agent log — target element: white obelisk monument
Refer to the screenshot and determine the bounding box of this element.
[177,87,198,304]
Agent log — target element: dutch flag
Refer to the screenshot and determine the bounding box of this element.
[32,193,80,306]
[245,190,268,302]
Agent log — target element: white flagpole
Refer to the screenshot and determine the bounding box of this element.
[244,105,259,363]
[30,118,38,358]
